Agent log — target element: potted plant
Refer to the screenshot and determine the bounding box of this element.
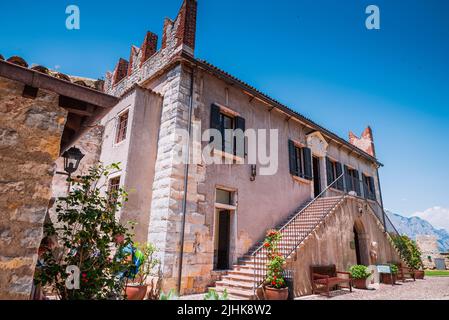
[124,242,160,300]
[349,265,371,289]
[263,230,289,300]
[381,264,398,285]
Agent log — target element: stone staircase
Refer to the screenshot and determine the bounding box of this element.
[213,196,346,299]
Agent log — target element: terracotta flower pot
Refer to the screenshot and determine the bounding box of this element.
[381,273,396,285]
[264,286,289,300]
[125,284,148,300]
[414,270,425,280]
[352,278,368,289]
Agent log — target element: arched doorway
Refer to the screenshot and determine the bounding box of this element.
[353,219,370,265]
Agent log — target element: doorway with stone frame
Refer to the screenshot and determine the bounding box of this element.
[353,219,370,266]
[213,188,237,271]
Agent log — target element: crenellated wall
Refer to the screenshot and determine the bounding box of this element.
[104,0,197,98]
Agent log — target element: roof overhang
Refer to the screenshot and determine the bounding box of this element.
[0,60,119,153]
[178,52,383,167]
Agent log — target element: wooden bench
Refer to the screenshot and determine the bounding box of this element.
[394,262,416,282]
[310,265,352,297]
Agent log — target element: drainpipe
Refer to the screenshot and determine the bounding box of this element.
[375,165,386,229]
[177,66,195,295]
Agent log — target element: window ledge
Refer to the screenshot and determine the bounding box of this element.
[213,149,244,164]
[113,139,127,148]
[292,175,312,185]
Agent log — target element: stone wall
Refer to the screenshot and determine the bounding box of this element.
[287,196,401,296]
[0,77,67,299]
[146,63,214,294]
[416,235,444,269]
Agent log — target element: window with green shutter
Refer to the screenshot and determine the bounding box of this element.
[210,104,245,158]
[288,140,312,180]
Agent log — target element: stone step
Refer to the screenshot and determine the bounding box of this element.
[213,286,254,299]
[227,268,263,278]
[216,279,255,290]
[222,273,257,283]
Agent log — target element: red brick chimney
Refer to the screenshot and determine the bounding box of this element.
[112,58,129,85]
[349,126,376,157]
[140,31,158,66]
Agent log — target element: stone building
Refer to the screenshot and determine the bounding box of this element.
[416,235,447,270]
[1,0,403,299]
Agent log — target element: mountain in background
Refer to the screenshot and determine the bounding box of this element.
[386,210,449,252]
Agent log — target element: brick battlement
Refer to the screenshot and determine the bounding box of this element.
[104,0,197,97]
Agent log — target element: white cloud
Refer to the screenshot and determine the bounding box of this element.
[412,206,449,232]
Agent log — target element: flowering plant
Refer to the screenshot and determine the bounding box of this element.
[34,163,134,300]
[263,230,286,289]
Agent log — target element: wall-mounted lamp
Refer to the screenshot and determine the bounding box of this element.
[62,146,85,176]
[250,164,257,181]
[56,146,85,194]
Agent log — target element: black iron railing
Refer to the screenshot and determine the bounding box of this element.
[250,172,400,297]
[251,173,346,296]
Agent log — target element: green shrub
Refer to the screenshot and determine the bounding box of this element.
[389,264,398,274]
[391,235,423,270]
[349,265,371,279]
[159,289,179,300]
[34,163,134,300]
[204,288,229,300]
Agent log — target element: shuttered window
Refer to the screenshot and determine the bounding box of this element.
[210,104,245,158]
[362,174,376,201]
[326,157,344,190]
[326,157,336,185]
[344,166,361,196]
[288,140,312,180]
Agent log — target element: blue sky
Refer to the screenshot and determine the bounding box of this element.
[1,1,448,224]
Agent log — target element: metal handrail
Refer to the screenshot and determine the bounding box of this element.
[365,199,400,236]
[250,173,401,297]
[251,173,346,296]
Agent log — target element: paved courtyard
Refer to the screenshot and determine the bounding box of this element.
[297,277,449,300]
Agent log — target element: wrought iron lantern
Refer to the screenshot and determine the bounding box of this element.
[62,146,84,175]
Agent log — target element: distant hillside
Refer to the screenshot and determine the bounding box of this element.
[386,210,449,252]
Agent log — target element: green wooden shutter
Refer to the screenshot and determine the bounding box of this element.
[288,140,298,176]
[362,174,368,199]
[303,147,312,180]
[344,165,352,192]
[210,104,221,130]
[336,162,344,190]
[368,177,376,200]
[326,157,333,186]
[234,116,245,158]
[354,169,361,196]
[210,104,221,148]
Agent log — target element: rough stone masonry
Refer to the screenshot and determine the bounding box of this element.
[0,77,67,299]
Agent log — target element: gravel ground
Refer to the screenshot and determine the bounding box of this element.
[179,277,449,300]
[297,277,449,300]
